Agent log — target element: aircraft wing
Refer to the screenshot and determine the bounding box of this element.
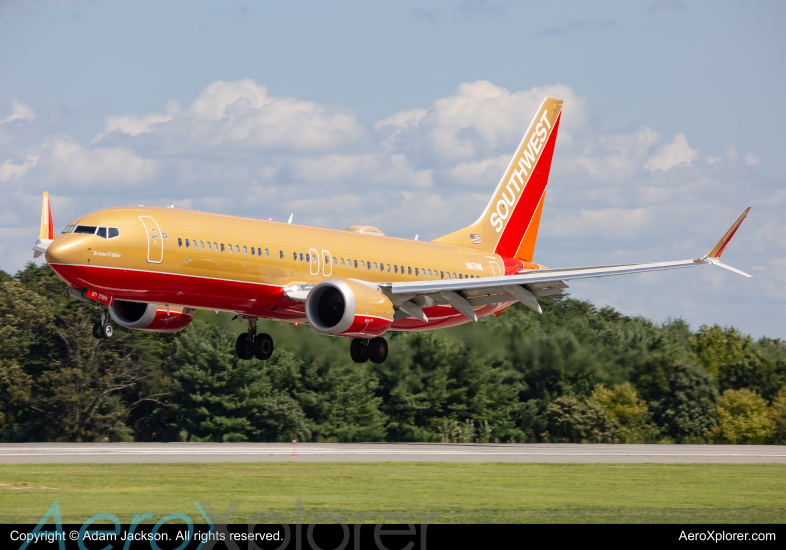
[379,208,752,322]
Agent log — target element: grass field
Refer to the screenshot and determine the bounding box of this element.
[1,463,785,524]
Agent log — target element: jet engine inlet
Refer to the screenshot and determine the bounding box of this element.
[305,279,394,337]
[109,300,194,332]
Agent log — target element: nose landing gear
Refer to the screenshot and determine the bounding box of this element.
[350,337,388,364]
[235,317,275,360]
[92,306,113,339]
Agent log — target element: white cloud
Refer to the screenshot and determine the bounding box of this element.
[567,126,660,181]
[745,153,760,166]
[643,133,698,171]
[0,154,38,182]
[725,145,738,161]
[0,100,35,125]
[443,154,509,187]
[546,207,651,239]
[41,136,156,189]
[94,113,173,142]
[376,81,588,163]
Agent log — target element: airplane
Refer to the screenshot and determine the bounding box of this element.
[33,97,752,364]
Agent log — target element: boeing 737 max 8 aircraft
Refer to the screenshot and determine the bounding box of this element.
[33,97,751,364]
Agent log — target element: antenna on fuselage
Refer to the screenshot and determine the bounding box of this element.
[288,214,293,224]
[415,235,419,241]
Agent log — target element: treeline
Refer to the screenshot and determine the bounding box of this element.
[1,262,785,444]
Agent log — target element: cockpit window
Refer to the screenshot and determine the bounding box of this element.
[62,225,76,234]
[94,227,120,239]
[74,225,97,234]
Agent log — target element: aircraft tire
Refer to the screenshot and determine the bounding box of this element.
[102,323,113,339]
[235,333,253,360]
[92,322,104,340]
[254,333,274,360]
[349,339,369,363]
[368,337,388,364]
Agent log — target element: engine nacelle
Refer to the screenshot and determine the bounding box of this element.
[109,300,195,333]
[305,279,394,338]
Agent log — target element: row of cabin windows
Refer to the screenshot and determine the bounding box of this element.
[177,238,272,258]
[176,238,478,280]
[335,257,477,280]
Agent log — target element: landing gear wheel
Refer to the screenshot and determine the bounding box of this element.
[101,323,113,339]
[235,333,253,360]
[92,322,104,340]
[350,339,369,363]
[253,333,274,360]
[368,337,388,364]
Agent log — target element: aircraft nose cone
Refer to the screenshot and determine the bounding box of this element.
[45,236,82,265]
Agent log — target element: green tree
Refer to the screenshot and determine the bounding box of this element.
[719,349,786,401]
[655,362,718,442]
[710,389,774,444]
[690,324,751,379]
[588,383,657,443]
[542,396,618,443]
[770,387,786,444]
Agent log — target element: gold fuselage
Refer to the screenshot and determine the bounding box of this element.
[46,206,517,327]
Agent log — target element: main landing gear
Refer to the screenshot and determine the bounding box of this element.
[235,317,274,361]
[350,337,388,364]
[92,306,113,339]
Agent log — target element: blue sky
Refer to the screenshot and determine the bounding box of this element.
[1,0,784,338]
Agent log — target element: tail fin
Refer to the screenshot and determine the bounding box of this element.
[434,97,563,261]
[39,191,54,240]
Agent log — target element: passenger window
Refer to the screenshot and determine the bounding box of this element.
[407,266,412,276]
[453,273,457,279]
[341,258,345,267]
[428,269,431,278]
[207,242,211,251]
[221,243,225,252]
[279,250,283,259]
[300,253,304,261]
[415,267,418,276]
[213,242,217,251]
[293,252,297,260]
[374,262,378,271]
[235,245,240,254]
[387,264,391,272]
[440,271,444,279]
[360,261,365,270]
[394,265,398,274]
[243,246,247,255]
[458,273,462,279]
[185,239,190,249]
[200,241,204,250]
[324,255,329,265]
[354,259,358,268]
[400,265,404,274]
[306,253,310,263]
[192,240,197,249]
[251,247,255,256]
[265,248,269,257]
[178,238,183,247]
[333,257,337,265]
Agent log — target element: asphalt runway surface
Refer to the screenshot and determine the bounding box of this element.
[0,443,784,464]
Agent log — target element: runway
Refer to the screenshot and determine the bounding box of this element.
[0,443,784,464]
